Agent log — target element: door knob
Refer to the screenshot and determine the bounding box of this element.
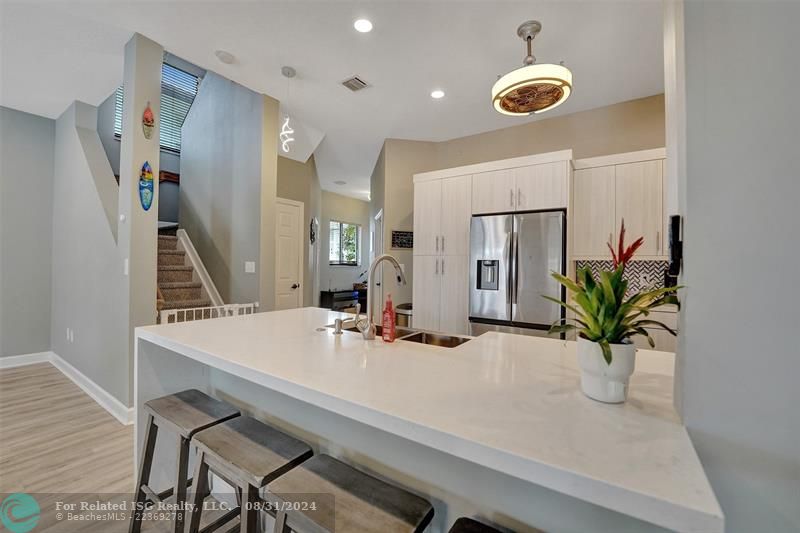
[291,283,300,289]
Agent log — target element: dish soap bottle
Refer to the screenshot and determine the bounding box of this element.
[382,294,396,342]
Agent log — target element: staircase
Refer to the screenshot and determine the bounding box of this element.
[157,234,211,318]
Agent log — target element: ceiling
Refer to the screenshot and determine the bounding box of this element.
[0,1,664,200]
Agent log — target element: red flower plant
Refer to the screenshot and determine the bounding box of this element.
[608,219,644,269]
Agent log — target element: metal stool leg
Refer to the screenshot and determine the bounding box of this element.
[130,414,159,533]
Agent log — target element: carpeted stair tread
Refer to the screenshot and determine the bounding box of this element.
[158,281,202,289]
[158,249,187,266]
[160,298,212,311]
[158,265,192,271]
[158,235,179,251]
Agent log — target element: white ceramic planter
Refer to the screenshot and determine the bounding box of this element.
[576,337,636,403]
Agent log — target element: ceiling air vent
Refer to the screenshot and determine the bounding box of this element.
[341,76,369,92]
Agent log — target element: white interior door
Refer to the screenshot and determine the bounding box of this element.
[275,198,304,310]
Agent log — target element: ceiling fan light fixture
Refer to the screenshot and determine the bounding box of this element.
[491,20,572,116]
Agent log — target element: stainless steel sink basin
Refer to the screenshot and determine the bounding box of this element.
[399,331,472,348]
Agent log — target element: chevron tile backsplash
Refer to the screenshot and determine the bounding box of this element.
[575,260,668,297]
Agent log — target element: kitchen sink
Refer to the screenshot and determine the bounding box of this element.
[325,323,469,348]
[399,331,472,348]
[326,324,414,338]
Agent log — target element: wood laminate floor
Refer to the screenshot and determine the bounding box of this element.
[0,363,228,532]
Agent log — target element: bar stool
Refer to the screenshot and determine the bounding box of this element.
[130,389,240,533]
[187,415,314,533]
[264,454,434,533]
[449,517,504,533]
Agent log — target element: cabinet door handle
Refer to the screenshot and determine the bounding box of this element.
[435,235,439,252]
[435,258,439,275]
[517,188,522,207]
[656,231,661,252]
[510,189,514,208]
[441,235,445,253]
[442,258,445,276]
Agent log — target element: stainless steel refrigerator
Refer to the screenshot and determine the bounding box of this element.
[469,210,566,337]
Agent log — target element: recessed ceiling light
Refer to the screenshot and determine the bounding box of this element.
[214,50,235,64]
[334,180,347,185]
[354,19,373,33]
[431,90,445,99]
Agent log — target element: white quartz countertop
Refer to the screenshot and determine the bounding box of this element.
[136,307,722,532]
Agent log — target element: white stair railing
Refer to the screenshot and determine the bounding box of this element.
[160,302,259,325]
[176,229,224,307]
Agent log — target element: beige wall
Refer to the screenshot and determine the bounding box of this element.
[277,155,322,306]
[369,95,665,311]
[320,191,371,293]
[435,94,665,168]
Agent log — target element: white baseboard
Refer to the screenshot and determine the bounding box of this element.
[0,350,134,426]
[0,351,53,368]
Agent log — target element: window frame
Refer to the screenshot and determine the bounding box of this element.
[113,62,200,155]
[329,220,361,267]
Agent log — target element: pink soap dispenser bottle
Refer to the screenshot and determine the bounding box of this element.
[382,294,396,342]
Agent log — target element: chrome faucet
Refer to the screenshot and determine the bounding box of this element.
[356,254,407,340]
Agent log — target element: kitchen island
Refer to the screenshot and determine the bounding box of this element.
[135,307,722,533]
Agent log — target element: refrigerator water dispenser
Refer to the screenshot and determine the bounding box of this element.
[477,260,500,290]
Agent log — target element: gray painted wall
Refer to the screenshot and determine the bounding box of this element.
[50,102,128,404]
[0,107,54,357]
[680,2,800,531]
[180,72,266,304]
[97,91,180,223]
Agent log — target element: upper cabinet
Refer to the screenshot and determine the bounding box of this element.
[514,161,569,211]
[413,179,443,255]
[440,175,473,256]
[472,160,569,215]
[615,160,663,256]
[572,166,616,257]
[572,149,666,259]
[471,169,515,214]
[412,175,471,256]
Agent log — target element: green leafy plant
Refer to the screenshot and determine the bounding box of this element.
[544,220,682,364]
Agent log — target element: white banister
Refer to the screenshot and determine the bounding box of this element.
[176,228,224,307]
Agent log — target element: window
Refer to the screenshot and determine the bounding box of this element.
[114,63,200,153]
[329,221,360,266]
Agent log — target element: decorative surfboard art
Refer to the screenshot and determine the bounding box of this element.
[139,161,154,211]
[142,102,155,139]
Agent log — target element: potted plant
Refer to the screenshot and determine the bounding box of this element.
[544,221,681,403]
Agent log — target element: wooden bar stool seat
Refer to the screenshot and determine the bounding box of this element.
[449,517,504,533]
[188,415,314,533]
[130,389,240,533]
[265,454,434,533]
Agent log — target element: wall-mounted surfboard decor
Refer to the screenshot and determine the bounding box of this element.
[139,161,154,211]
[142,102,155,139]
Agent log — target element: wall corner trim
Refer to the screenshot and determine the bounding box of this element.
[0,351,134,426]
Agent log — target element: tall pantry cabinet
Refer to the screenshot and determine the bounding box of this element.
[412,175,472,334]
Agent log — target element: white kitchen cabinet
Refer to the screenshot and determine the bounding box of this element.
[615,160,663,256]
[515,161,568,211]
[413,179,442,256]
[440,175,472,256]
[572,166,616,257]
[411,255,442,332]
[438,256,469,335]
[471,169,515,214]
